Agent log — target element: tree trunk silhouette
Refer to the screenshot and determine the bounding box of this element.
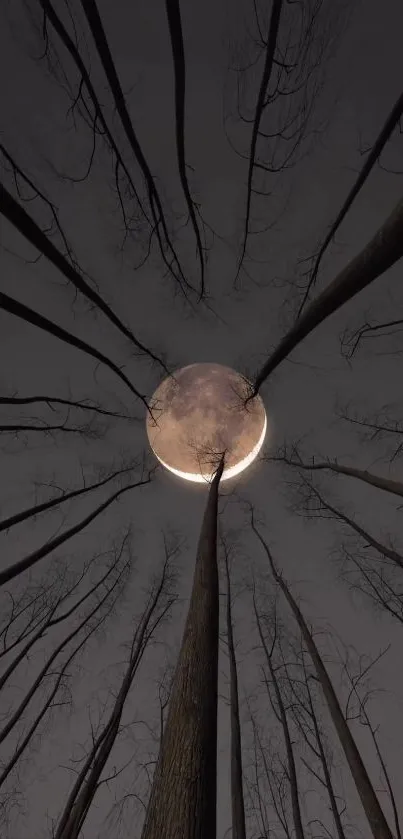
[270,449,403,499]
[222,538,247,839]
[54,539,177,839]
[252,596,305,839]
[252,193,403,396]
[249,508,393,839]
[140,458,224,839]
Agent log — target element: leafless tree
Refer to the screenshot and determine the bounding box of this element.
[283,636,348,839]
[290,473,403,609]
[266,442,403,500]
[0,391,138,422]
[53,533,179,839]
[226,0,343,286]
[23,0,197,301]
[0,464,153,587]
[247,504,394,839]
[252,591,305,839]
[221,535,247,839]
[297,90,403,315]
[250,193,403,397]
[334,640,401,839]
[0,458,139,534]
[0,530,133,825]
[342,316,403,361]
[0,290,151,412]
[140,457,224,839]
[0,547,115,692]
[336,403,403,463]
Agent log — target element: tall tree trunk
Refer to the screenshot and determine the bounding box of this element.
[252,194,403,395]
[140,458,224,839]
[253,599,305,839]
[222,540,247,839]
[249,510,393,839]
[271,452,403,500]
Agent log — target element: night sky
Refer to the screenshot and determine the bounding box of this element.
[1,1,403,837]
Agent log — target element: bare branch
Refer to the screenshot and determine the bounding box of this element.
[252,194,403,396]
[298,90,403,315]
[0,473,152,587]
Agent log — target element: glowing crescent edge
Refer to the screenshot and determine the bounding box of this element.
[152,412,267,483]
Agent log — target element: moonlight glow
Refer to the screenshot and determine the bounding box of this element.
[146,363,267,482]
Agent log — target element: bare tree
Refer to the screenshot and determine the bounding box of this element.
[0,466,153,587]
[164,0,206,299]
[267,443,403,500]
[293,475,403,571]
[0,538,128,692]
[221,536,247,839]
[29,0,194,299]
[0,179,167,373]
[227,0,341,285]
[283,637,348,839]
[140,456,224,839]
[0,290,150,411]
[0,460,138,534]
[335,640,401,839]
[337,403,403,463]
[247,504,394,839]
[75,0,198,299]
[251,193,403,397]
[297,89,403,315]
[53,534,178,839]
[0,532,132,815]
[0,391,138,423]
[252,591,305,839]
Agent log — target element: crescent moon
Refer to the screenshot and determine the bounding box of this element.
[146,363,267,482]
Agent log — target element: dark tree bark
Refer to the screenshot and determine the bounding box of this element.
[222,538,247,839]
[298,478,403,570]
[140,457,224,839]
[164,0,206,299]
[36,0,191,298]
[269,447,403,499]
[0,180,166,371]
[0,291,149,410]
[252,596,305,839]
[252,194,403,396]
[284,645,347,839]
[298,90,403,315]
[0,464,135,534]
[0,546,130,766]
[234,0,284,282]
[249,508,394,839]
[0,473,151,586]
[54,539,177,839]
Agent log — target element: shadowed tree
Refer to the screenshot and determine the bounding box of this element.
[227,0,342,286]
[252,592,305,839]
[250,193,403,397]
[297,89,403,315]
[221,535,247,839]
[247,505,394,839]
[1,1,403,836]
[267,443,403,500]
[140,456,224,839]
[0,532,132,809]
[0,466,153,587]
[53,535,179,839]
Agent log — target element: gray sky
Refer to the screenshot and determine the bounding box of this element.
[1,0,403,837]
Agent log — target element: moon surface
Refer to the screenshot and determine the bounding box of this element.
[146,363,267,482]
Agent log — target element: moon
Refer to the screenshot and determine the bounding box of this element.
[146,363,267,482]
